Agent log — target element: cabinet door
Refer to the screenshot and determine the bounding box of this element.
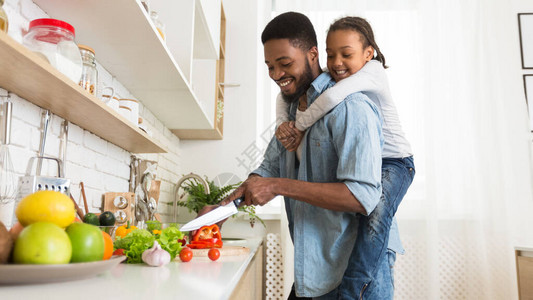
[230,245,264,299]
[517,255,533,300]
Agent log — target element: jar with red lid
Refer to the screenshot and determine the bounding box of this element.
[22,18,82,83]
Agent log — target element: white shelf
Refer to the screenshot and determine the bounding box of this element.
[33,0,214,130]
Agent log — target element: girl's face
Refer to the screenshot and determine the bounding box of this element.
[326,29,374,82]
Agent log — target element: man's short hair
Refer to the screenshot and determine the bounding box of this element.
[261,12,317,51]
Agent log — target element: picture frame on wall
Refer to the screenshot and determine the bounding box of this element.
[518,13,533,69]
[524,75,533,131]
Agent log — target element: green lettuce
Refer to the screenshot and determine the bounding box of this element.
[114,229,154,263]
[157,226,185,260]
[113,226,185,263]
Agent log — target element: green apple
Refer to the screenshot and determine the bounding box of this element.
[13,222,72,264]
[66,223,104,262]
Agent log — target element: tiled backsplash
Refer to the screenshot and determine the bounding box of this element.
[0,0,182,218]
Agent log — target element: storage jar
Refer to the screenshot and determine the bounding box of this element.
[22,18,83,83]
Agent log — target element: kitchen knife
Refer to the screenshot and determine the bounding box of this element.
[179,197,244,232]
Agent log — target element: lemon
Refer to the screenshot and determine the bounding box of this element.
[16,190,76,228]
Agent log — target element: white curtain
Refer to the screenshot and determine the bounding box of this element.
[272,0,533,298]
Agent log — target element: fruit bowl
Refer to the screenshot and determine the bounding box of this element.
[0,256,126,284]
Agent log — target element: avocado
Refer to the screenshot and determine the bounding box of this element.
[83,213,100,226]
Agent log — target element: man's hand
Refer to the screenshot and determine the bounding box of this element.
[219,176,278,207]
[192,204,226,237]
[275,121,305,152]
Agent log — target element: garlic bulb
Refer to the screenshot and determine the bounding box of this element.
[142,240,171,267]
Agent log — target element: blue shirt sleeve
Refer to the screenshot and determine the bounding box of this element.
[251,136,282,178]
[327,93,383,215]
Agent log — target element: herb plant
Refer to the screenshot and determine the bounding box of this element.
[177,177,265,228]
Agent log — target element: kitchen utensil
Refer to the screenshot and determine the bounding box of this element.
[36,109,50,176]
[69,194,84,219]
[59,120,68,176]
[13,109,70,224]
[179,197,243,232]
[103,192,135,225]
[15,156,70,224]
[148,197,157,220]
[79,181,89,214]
[0,102,16,204]
[141,173,158,220]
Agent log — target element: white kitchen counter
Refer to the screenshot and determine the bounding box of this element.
[0,238,263,300]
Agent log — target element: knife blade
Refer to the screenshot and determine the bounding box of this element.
[179,197,244,232]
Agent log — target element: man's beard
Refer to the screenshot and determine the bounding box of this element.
[281,59,314,104]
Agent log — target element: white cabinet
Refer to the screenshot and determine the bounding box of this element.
[33,0,226,139]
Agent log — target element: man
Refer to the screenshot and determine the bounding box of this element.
[217,12,397,299]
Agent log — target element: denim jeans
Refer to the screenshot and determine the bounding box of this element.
[337,156,415,300]
[314,250,397,300]
[288,156,415,300]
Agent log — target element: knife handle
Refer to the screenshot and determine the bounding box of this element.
[233,197,244,207]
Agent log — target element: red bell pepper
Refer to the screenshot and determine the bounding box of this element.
[188,224,223,249]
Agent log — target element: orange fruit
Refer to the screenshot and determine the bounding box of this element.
[102,231,113,260]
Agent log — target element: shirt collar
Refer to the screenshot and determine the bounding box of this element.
[307,72,335,105]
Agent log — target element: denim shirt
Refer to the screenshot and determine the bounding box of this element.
[253,73,398,297]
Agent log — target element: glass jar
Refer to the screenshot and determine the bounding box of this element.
[78,44,97,95]
[22,18,82,83]
[150,11,165,41]
[0,0,8,33]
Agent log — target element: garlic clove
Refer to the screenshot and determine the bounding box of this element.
[142,240,171,267]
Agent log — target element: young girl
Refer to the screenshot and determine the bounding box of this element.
[276,17,415,298]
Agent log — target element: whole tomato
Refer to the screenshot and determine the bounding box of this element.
[180,248,193,262]
[208,248,220,261]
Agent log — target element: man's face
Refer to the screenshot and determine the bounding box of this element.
[264,39,315,103]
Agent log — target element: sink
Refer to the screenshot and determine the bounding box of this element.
[222,237,245,241]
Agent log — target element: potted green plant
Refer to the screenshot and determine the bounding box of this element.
[177,177,265,228]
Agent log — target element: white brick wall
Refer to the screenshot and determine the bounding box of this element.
[0,1,182,219]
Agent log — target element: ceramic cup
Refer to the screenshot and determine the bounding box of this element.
[101,87,120,112]
[119,98,139,125]
[118,105,133,123]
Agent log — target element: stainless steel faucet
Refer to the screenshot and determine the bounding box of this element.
[173,173,210,222]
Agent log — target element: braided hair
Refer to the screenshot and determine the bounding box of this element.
[328,17,388,69]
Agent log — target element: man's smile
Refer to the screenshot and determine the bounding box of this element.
[277,78,294,92]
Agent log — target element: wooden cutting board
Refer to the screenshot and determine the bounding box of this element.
[191,246,250,257]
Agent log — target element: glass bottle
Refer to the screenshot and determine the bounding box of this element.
[0,0,9,33]
[150,11,165,41]
[78,45,98,95]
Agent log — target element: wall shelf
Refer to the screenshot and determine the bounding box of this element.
[0,32,166,153]
[33,0,214,131]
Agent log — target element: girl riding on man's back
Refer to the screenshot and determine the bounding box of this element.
[276,16,415,299]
